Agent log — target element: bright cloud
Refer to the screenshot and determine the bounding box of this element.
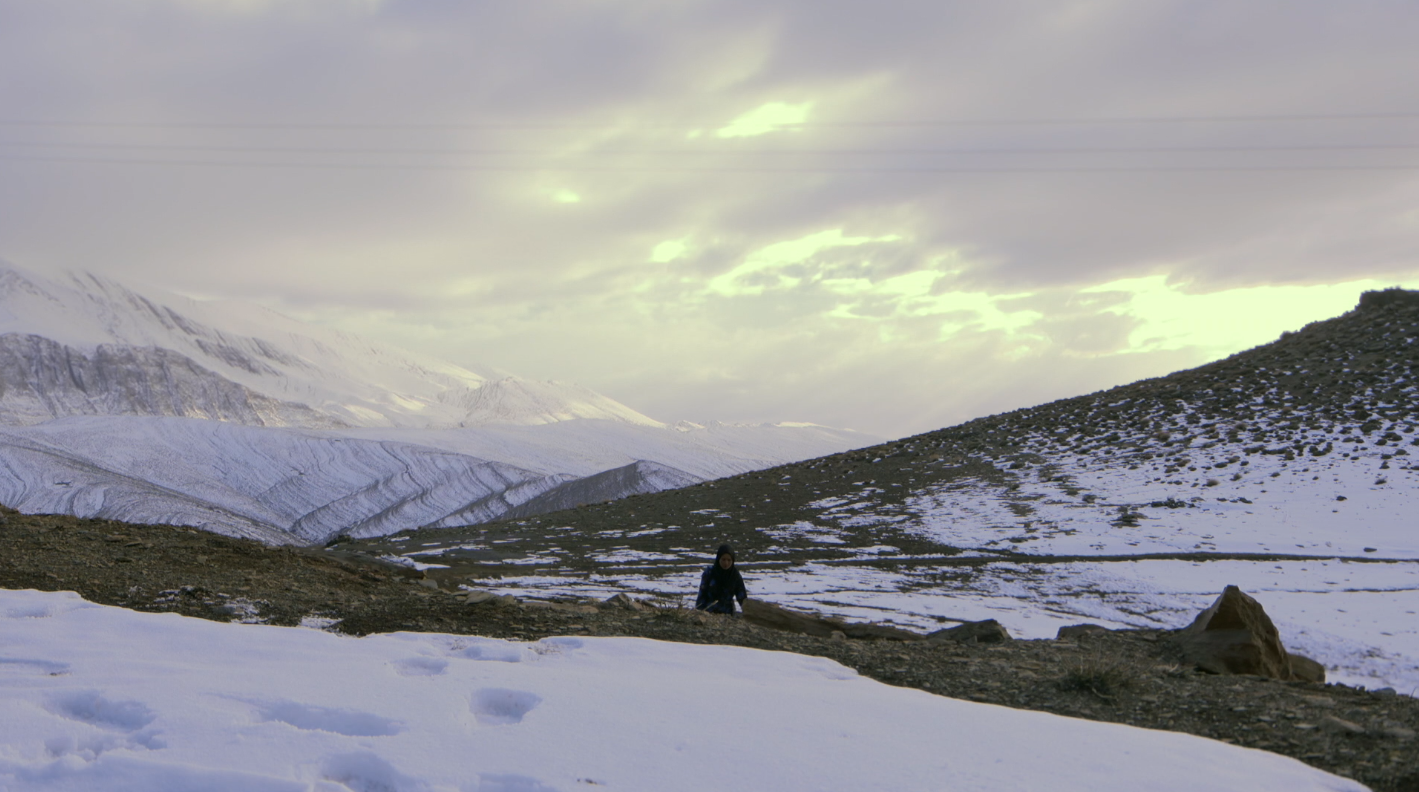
[706,229,900,296]
[650,239,689,263]
[716,101,814,138]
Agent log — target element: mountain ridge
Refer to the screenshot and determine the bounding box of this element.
[0,263,875,541]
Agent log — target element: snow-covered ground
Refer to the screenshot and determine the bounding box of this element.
[0,589,1367,792]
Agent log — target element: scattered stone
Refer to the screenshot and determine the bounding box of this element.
[601,593,644,611]
[1319,716,1365,736]
[1381,722,1416,741]
[927,619,1012,645]
[839,621,923,641]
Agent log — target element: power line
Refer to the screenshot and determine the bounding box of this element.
[2,152,1416,174]
[2,140,1419,156]
[2,111,1419,131]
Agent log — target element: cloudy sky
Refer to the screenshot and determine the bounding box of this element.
[2,0,1418,437]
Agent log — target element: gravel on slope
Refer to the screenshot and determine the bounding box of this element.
[3,507,1417,792]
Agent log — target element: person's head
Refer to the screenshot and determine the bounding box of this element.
[716,544,735,569]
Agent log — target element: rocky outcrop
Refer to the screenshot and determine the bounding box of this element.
[1170,585,1325,682]
[926,619,1012,644]
[741,598,921,641]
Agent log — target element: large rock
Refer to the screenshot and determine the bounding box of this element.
[1171,585,1324,682]
[1056,624,1108,640]
[741,598,841,637]
[740,599,920,641]
[926,619,1012,644]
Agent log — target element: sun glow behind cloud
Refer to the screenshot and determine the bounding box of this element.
[1084,276,1419,357]
[716,101,814,138]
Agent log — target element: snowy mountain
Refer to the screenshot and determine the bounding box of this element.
[366,289,1419,692]
[0,262,876,541]
[0,263,632,429]
[438,377,665,428]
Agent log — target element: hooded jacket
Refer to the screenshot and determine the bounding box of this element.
[696,544,748,614]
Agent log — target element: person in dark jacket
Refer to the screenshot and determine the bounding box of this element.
[696,543,748,615]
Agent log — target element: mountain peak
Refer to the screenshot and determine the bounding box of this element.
[441,377,665,428]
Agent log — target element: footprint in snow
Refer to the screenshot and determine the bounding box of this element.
[470,688,541,725]
[259,701,403,736]
[319,752,429,792]
[43,691,166,757]
[46,690,156,731]
[454,639,528,663]
[391,656,449,677]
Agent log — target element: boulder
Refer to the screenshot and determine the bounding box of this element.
[1171,585,1324,682]
[1288,653,1327,684]
[741,598,841,637]
[926,619,1012,644]
[1056,624,1108,640]
[740,599,921,641]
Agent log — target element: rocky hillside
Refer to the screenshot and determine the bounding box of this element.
[350,289,1419,691]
